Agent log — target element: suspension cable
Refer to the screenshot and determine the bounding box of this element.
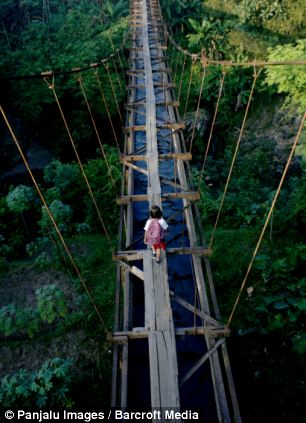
[209,67,263,249]
[228,111,306,326]
[178,50,187,102]
[0,104,111,338]
[112,56,124,96]
[173,49,182,86]
[76,74,116,187]
[166,32,306,67]
[94,68,121,153]
[198,68,227,192]
[44,77,114,253]
[103,62,123,124]
[189,57,207,153]
[183,55,197,119]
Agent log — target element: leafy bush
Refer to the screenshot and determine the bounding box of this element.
[0,304,39,338]
[236,0,285,25]
[36,284,68,324]
[0,358,73,408]
[6,185,35,213]
[39,199,73,235]
[265,40,306,111]
[0,285,68,337]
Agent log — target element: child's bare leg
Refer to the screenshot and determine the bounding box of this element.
[156,248,161,262]
[152,246,156,255]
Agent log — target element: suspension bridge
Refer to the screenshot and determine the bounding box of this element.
[1,0,305,421]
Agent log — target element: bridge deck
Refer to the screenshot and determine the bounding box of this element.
[112,0,241,421]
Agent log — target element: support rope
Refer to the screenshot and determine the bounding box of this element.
[44,77,114,253]
[198,69,226,192]
[76,74,116,187]
[94,69,121,153]
[227,111,306,326]
[183,55,197,119]
[209,67,262,249]
[0,104,111,338]
[178,50,187,102]
[103,62,123,124]
[189,60,207,153]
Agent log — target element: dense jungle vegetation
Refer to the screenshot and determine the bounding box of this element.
[0,0,305,420]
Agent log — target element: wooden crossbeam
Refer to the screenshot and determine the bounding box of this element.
[116,246,211,257]
[125,100,180,108]
[124,122,184,133]
[180,338,226,387]
[111,326,229,343]
[121,160,148,176]
[169,291,220,326]
[116,191,200,205]
[160,177,189,192]
[127,82,175,89]
[118,260,144,281]
[120,152,192,162]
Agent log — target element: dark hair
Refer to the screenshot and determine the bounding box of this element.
[150,205,162,219]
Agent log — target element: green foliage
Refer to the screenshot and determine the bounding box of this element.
[6,185,35,213]
[187,17,229,58]
[39,200,73,235]
[0,358,73,407]
[265,40,306,111]
[0,285,68,337]
[161,0,203,33]
[36,284,68,324]
[0,304,39,338]
[236,0,285,25]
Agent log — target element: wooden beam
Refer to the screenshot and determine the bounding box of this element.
[116,191,200,204]
[175,326,230,337]
[113,252,144,262]
[111,326,229,341]
[117,246,211,257]
[127,82,175,89]
[125,101,180,108]
[120,152,192,162]
[118,260,144,281]
[169,291,220,326]
[121,160,148,176]
[180,338,226,387]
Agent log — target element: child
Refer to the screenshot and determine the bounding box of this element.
[144,205,168,264]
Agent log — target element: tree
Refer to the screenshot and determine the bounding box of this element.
[265,40,306,112]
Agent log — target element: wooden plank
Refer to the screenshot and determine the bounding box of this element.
[180,338,225,387]
[143,251,156,330]
[125,100,180,107]
[175,326,230,337]
[113,252,144,262]
[158,122,185,130]
[117,246,211,257]
[121,160,148,176]
[116,191,200,204]
[169,291,220,326]
[120,152,192,162]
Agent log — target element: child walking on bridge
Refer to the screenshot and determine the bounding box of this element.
[144,205,168,264]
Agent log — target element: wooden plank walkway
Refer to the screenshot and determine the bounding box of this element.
[111,0,242,421]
